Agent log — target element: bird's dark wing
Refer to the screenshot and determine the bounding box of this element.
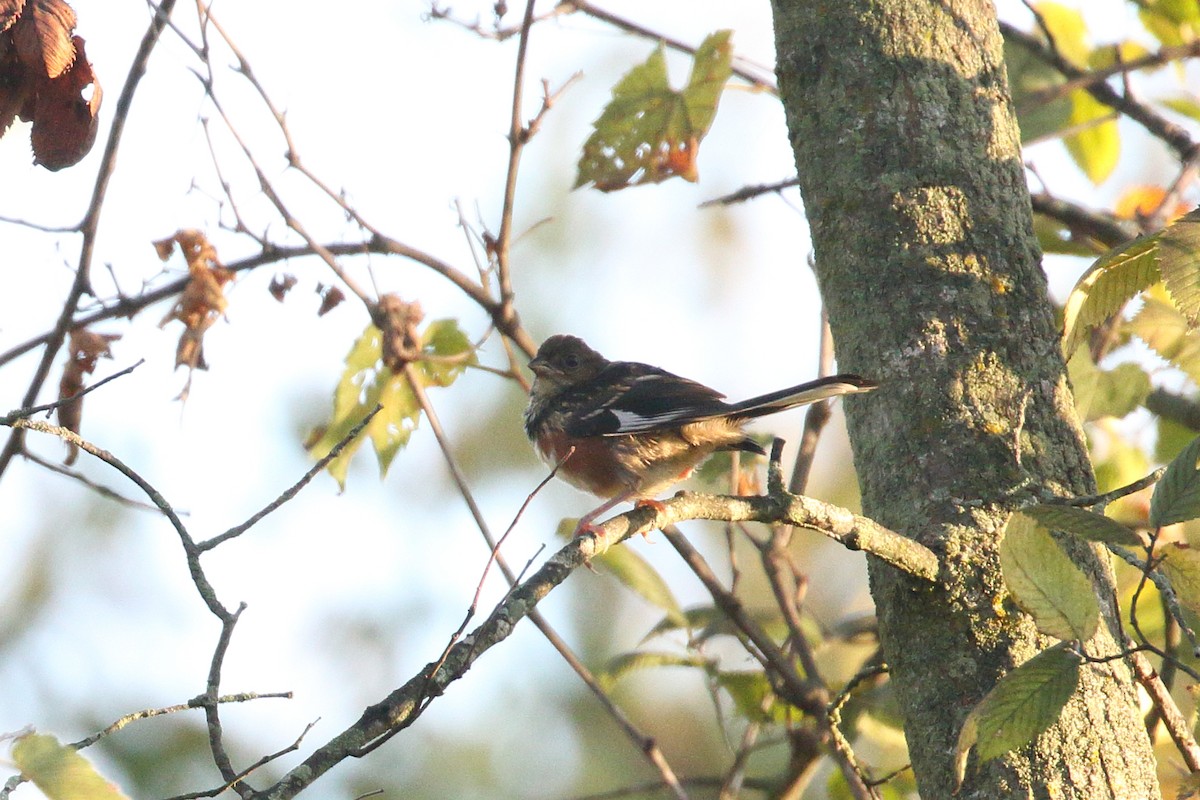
[562,361,731,437]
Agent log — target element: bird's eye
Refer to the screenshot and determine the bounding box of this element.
[562,355,580,369]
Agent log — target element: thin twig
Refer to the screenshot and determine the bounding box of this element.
[197,405,383,552]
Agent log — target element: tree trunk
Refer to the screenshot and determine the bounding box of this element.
[769,1,1160,797]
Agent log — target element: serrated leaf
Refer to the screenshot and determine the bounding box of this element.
[1000,513,1100,641]
[1157,207,1200,326]
[593,545,686,627]
[12,733,129,800]
[575,30,732,191]
[954,643,1080,783]
[1064,89,1119,185]
[597,650,708,690]
[1127,294,1200,384]
[1020,503,1141,546]
[1161,543,1200,613]
[1062,235,1161,357]
[1150,434,1200,527]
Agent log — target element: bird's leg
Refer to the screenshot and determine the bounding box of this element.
[573,491,634,538]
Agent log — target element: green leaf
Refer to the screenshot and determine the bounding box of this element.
[575,30,733,191]
[1020,503,1141,546]
[1062,234,1161,357]
[1157,415,1197,464]
[716,670,789,723]
[1064,89,1119,185]
[642,605,794,646]
[1157,207,1200,326]
[1000,512,1100,641]
[1066,351,1151,421]
[11,733,129,800]
[1032,213,1107,256]
[593,545,686,628]
[1004,39,1071,143]
[954,643,1081,787]
[1127,294,1200,384]
[1161,543,1200,613]
[418,318,476,387]
[308,319,474,488]
[1150,434,1200,527]
[597,650,708,690]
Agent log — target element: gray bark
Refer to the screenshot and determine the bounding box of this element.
[769,0,1160,796]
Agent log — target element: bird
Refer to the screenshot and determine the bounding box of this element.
[523,334,877,533]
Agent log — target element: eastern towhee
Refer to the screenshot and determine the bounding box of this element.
[524,334,877,532]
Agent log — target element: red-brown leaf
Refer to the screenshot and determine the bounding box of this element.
[30,35,99,170]
[12,0,74,78]
[0,0,26,33]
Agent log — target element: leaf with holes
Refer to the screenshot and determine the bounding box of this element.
[575,30,732,191]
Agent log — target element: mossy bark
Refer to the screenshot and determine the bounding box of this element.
[769,1,1160,796]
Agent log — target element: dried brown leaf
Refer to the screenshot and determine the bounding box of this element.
[268,273,297,302]
[0,43,29,135]
[0,0,26,33]
[13,0,75,78]
[316,283,344,316]
[57,328,119,465]
[30,36,100,170]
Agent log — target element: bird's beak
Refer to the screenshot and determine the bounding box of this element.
[528,356,548,376]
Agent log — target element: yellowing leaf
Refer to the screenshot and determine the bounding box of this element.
[11,733,129,800]
[1000,512,1099,642]
[1061,235,1160,357]
[1127,295,1200,384]
[1033,3,1091,68]
[1162,543,1200,614]
[1139,0,1200,46]
[1157,207,1200,326]
[308,319,475,488]
[1064,89,1119,185]
[575,30,732,191]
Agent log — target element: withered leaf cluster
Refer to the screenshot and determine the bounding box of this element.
[0,0,102,170]
[57,328,119,464]
[156,230,234,397]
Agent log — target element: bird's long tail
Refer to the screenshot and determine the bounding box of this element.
[726,374,877,419]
